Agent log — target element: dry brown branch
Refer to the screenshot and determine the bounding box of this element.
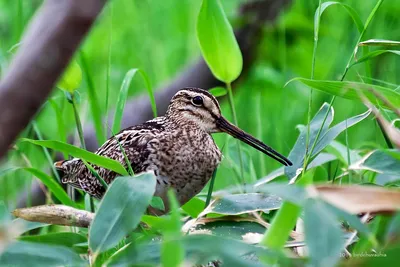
[0,0,107,160]
[13,205,94,228]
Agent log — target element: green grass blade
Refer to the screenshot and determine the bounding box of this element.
[288,78,400,109]
[161,190,184,267]
[138,69,157,118]
[359,39,400,47]
[22,167,75,207]
[315,2,364,37]
[112,69,138,133]
[48,99,68,148]
[349,50,400,69]
[79,51,105,145]
[22,139,128,176]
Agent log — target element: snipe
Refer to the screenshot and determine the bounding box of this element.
[55,88,292,212]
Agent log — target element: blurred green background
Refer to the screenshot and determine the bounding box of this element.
[0,0,399,207]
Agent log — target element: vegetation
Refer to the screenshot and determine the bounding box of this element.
[1,0,400,266]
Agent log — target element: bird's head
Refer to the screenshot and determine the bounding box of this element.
[166,88,292,166]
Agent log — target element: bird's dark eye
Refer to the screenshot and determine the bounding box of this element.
[192,96,203,106]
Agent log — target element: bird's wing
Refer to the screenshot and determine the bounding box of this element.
[95,118,166,177]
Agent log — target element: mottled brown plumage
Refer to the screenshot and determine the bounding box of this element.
[55,88,291,212]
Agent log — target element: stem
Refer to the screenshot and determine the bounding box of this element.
[71,94,86,150]
[205,169,217,208]
[302,0,384,173]
[226,82,245,187]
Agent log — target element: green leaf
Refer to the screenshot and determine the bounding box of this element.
[89,173,156,255]
[288,78,400,109]
[150,196,165,212]
[107,234,276,267]
[203,193,282,216]
[79,51,105,145]
[12,218,48,236]
[196,0,243,83]
[189,220,266,244]
[23,167,75,207]
[138,69,158,118]
[325,140,362,166]
[255,152,336,186]
[22,139,129,176]
[0,167,74,207]
[350,50,400,69]
[48,99,67,146]
[284,103,370,180]
[181,197,205,218]
[315,2,364,39]
[0,241,85,266]
[19,232,86,250]
[161,190,184,267]
[304,199,345,267]
[350,149,400,175]
[0,201,10,224]
[57,60,82,93]
[112,69,138,133]
[112,68,157,134]
[209,86,227,97]
[359,39,400,47]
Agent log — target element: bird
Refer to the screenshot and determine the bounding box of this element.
[55,88,292,213]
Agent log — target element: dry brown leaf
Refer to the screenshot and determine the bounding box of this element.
[310,185,400,214]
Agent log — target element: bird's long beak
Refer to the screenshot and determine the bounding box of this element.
[217,117,292,166]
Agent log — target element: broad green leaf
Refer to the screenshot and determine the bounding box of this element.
[326,140,362,166]
[107,234,276,267]
[315,2,363,39]
[350,50,400,69]
[255,152,336,186]
[12,218,48,236]
[209,86,227,97]
[202,193,282,216]
[150,196,165,212]
[189,220,266,244]
[288,78,400,109]
[22,139,129,176]
[181,197,205,218]
[284,103,370,180]
[196,0,242,83]
[112,69,138,133]
[350,149,400,175]
[359,39,400,47]
[0,241,85,266]
[57,60,82,93]
[0,201,10,224]
[161,190,184,267]
[304,199,345,267]
[89,173,156,255]
[19,232,86,250]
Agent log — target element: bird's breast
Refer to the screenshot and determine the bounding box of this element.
[152,129,221,206]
